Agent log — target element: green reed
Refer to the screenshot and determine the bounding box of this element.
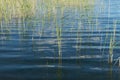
[0,0,36,21]
[108,20,117,64]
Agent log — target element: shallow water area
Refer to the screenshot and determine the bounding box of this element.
[0,0,120,80]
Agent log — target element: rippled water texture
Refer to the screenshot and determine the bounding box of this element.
[0,0,120,80]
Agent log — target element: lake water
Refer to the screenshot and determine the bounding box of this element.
[0,0,120,80]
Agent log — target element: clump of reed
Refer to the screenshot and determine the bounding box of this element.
[43,0,95,7]
[0,0,36,21]
[38,0,95,19]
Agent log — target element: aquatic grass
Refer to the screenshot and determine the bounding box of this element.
[39,15,45,37]
[53,7,65,64]
[45,0,95,8]
[102,31,109,56]
[56,24,62,57]
[108,20,117,64]
[76,22,82,56]
[39,0,95,18]
[55,23,62,65]
[0,0,36,21]
[0,0,36,42]
[0,0,100,63]
[0,0,95,21]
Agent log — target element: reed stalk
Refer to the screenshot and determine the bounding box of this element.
[108,20,117,64]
